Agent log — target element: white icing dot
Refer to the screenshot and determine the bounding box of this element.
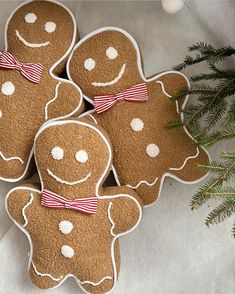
[84,58,96,71]
[75,150,88,163]
[1,81,15,96]
[25,13,37,23]
[51,147,64,160]
[106,47,118,59]
[45,21,56,33]
[61,245,74,259]
[59,220,73,235]
[130,118,144,132]
[0,110,2,118]
[146,143,160,158]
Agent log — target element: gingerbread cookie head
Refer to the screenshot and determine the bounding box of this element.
[67,27,143,98]
[35,119,112,199]
[6,0,76,70]
[6,118,142,293]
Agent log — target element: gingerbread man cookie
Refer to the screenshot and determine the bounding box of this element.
[6,118,142,293]
[0,0,84,182]
[67,27,210,206]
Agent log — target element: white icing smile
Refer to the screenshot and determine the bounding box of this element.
[47,168,91,185]
[91,63,126,87]
[15,30,49,48]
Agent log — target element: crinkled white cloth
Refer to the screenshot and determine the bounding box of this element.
[0,1,235,294]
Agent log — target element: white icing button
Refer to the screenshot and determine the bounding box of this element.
[59,220,73,235]
[61,245,74,259]
[1,81,15,96]
[146,143,160,158]
[130,118,144,132]
[0,110,2,118]
[45,21,56,33]
[75,150,88,163]
[51,146,64,160]
[106,47,118,59]
[84,58,96,71]
[25,13,37,23]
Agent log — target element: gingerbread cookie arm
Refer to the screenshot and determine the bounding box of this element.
[45,81,84,121]
[6,184,40,227]
[168,146,209,182]
[102,187,142,235]
[155,71,189,108]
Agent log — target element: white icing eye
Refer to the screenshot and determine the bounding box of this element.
[146,143,160,158]
[59,220,73,235]
[1,81,15,96]
[25,13,37,23]
[84,58,96,71]
[51,146,64,160]
[0,110,2,118]
[44,21,56,33]
[61,245,74,258]
[130,118,144,132]
[106,47,118,59]
[75,150,88,163]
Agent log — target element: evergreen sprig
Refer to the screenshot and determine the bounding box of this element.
[174,42,235,237]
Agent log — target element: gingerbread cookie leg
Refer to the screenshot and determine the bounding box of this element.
[45,81,84,121]
[128,179,161,206]
[78,257,115,294]
[29,262,63,290]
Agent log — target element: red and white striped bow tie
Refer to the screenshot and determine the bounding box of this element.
[41,189,98,214]
[94,82,148,113]
[0,51,43,84]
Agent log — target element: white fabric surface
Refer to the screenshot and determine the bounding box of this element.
[0,1,235,294]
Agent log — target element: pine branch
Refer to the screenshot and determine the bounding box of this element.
[205,200,235,226]
[173,42,235,237]
[174,43,235,70]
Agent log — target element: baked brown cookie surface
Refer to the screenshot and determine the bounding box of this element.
[6,119,142,293]
[68,27,210,205]
[0,0,84,182]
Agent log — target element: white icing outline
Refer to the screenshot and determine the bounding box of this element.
[169,147,200,171]
[22,192,34,227]
[32,260,63,282]
[15,30,49,48]
[33,258,112,285]
[44,82,61,121]
[91,63,126,87]
[107,202,116,237]
[68,27,211,207]
[126,176,159,190]
[175,100,180,114]
[47,168,91,186]
[1,0,83,183]
[0,150,24,164]
[156,80,180,113]
[5,119,142,294]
